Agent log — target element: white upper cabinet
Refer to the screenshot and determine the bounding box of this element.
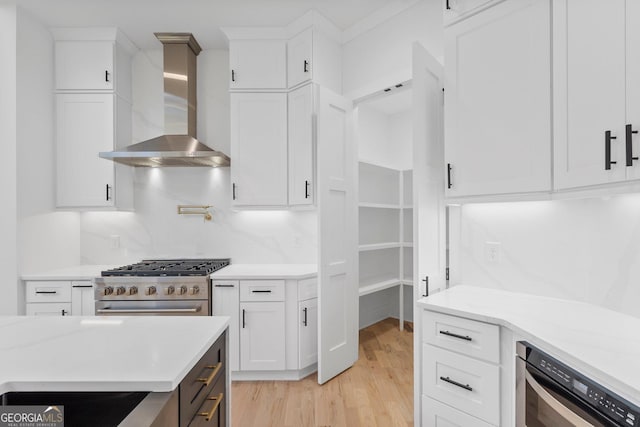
[444,0,552,198]
[553,0,640,190]
[287,28,313,88]
[288,84,314,206]
[443,0,498,26]
[55,41,114,91]
[230,92,288,207]
[229,40,287,90]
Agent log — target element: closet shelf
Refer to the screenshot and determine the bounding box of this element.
[402,242,413,248]
[359,279,402,296]
[359,242,402,251]
[359,202,401,209]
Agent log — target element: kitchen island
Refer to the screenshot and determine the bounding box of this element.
[0,315,229,426]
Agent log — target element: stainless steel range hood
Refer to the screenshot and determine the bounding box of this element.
[100,33,230,167]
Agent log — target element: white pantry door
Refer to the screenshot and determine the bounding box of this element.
[317,86,358,385]
[412,42,445,425]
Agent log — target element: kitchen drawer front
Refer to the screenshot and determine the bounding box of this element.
[297,277,317,301]
[422,344,500,426]
[240,280,285,302]
[25,281,71,303]
[422,310,499,363]
[26,302,72,316]
[422,395,495,427]
[180,331,226,427]
[188,372,225,427]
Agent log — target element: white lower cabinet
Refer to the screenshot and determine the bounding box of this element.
[298,298,318,369]
[25,280,94,316]
[240,301,286,371]
[212,280,240,372]
[422,395,494,427]
[421,309,501,426]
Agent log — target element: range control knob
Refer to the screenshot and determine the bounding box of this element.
[128,287,138,296]
[145,286,157,296]
[190,286,200,295]
[103,286,114,296]
[115,286,126,296]
[177,286,187,295]
[165,286,175,295]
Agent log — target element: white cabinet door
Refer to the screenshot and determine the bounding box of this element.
[444,0,551,197]
[298,298,318,369]
[287,29,313,88]
[553,0,627,190]
[71,282,95,316]
[26,303,71,316]
[625,0,640,181]
[229,40,286,90]
[240,301,286,371]
[55,41,114,91]
[288,84,314,206]
[230,93,288,207]
[213,281,240,372]
[443,0,498,26]
[422,395,494,427]
[56,93,115,208]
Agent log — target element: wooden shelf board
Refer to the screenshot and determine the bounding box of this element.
[358,203,401,209]
[359,279,402,296]
[358,242,402,252]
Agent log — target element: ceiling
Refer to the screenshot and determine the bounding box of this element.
[17,0,410,50]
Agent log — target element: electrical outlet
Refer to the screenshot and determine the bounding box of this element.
[485,241,501,264]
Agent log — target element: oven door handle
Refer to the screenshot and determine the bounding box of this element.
[525,370,595,427]
[96,307,202,314]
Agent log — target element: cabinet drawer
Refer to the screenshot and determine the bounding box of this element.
[423,344,499,425]
[422,395,495,427]
[180,331,226,427]
[297,277,317,301]
[422,310,499,363]
[188,372,225,427]
[26,303,72,316]
[240,280,285,302]
[25,281,72,303]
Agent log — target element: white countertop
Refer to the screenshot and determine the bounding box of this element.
[21,265,119,281]
[210,264,317,280]
[0,315,228,394]
[418,286,640,404]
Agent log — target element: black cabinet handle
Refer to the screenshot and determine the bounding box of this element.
[305,180,310,199]
[447,163,452,189]
[105,70,110,82]
[439,330,472,341]
[36,291,57,295]
[626,124,639,166]
[105,184,112,201]
[440,376,472,391]
[605,130,618,170]
[231,69,236,82]
[304,60,309,73]
[232,183,236,200]
[242,309,246,328]
[72,285,93,288]
[251,290,272,293]
[61,309,68,316]
[446,0,451,9]
[303,307,308,326]
[422,276,429,297]
[214,284,235,288]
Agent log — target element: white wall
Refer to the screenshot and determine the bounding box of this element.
[0,4,18,314]
[16,7,81,276]
[342,0,443,99]
[79,48,318,264]
[454,194,640,319]
[357,106,412,170]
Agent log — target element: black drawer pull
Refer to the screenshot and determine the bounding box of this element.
[36,291,57,294]
[214,284,235,288]
[251,290,272,293]
[439,330,472,341]
[72,285,93,288]
[440,376,472,391]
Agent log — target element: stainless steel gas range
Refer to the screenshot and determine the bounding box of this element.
[95,259,230,316]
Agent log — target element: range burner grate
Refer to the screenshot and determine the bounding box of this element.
[101,259,230,277]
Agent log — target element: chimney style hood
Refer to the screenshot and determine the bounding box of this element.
[100,33,230,167]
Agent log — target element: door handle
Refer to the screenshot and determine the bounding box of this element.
[305,180,310,199]
[626,124,638,166]
[303,307,308,326]
[232,183,236,200]
[105,184,112,201]
[422,276,429,297]
[231,69,236,82]
[447,163,452,189]
[605,130,617,170]
[242,309,246,328]
[105,70,110,82]
[304,60,309,73]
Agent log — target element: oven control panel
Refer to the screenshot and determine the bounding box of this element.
[528,347,639,427]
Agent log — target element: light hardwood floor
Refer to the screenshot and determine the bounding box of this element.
[231,318,414,427]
